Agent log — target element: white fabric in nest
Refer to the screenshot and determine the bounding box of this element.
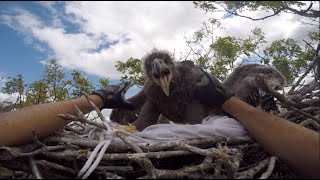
[113,115,250,144]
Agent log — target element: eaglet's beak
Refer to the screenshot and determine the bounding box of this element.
[160,76,170,96]
[152,58,172,96]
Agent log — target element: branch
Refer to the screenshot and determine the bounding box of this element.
[95,165,133,172]
[116,132,157,178]
[286,6,320,18]
[150,156,226,179]
[180,144,243,178]
[29,156,43,179]
[255,75,319,122]
[0,145,65,161]
[236,157,270,179]
[44,149,193,161]
[303,40,317,52]
[83,93,112,130]
[57,113,107,130]
[259,156,278,179]
[36,160,77,175]
[219,4,285,21]
[65,126,84,135]
[289,106,320,123]
[288,80,319,99]
[44,135,251,155]
[19,145,65,157]
[183,49,192,61]
[288,55,320,94]
[31,129,47,148]
[102,172,125,179]
[299,119,320,130]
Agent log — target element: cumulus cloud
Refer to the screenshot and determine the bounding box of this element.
[0,92,19,104]
[0,2,214,79]
[0,1,318,80]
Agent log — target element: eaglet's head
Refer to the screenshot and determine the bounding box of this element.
[143,49,175,96]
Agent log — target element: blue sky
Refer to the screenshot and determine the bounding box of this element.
[0,1,317,102]
[0,2,140,97]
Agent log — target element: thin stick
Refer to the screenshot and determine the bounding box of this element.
[19,145,65,157]
[83,94,112,131]
[299,119,320,130]
[36,160,77,175]
[57,114,107,130]
[32,129,47,148]
[236,157,270,179]
[29,156,43,179]
[288,53,319,94]
[259,156,278,179]
[65,126,84,135]
[116,132,156,178]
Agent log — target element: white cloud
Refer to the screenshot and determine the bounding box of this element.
[0,2,213,79]
[0,93,11,102]
[0,92,19,103]
[0,1,318,80]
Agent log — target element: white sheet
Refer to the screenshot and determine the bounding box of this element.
[83,115,250,144]
[123,115,249,144]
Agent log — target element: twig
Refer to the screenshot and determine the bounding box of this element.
[213,160,222,176]
[73,122,86,129]
[236,157,270,179]
[286,6,319,18]
[180,144,216,157]
[57,114,107,130]
[199,156,214,172]
[180,144,242,178]
[74,105,85,118]
[283,106,320,121]
[36,160,77,175]
[19,145,65,157]
[116,132,157,178]
[102,172,124,179]
[218,3,285,21]
[289,106,320,123]
[83,94,112,130]
[32,129,47,148]
[145,156,225,178]
[227,147,244,178]
[303,40,317,52]
[65,126,84,135]
[259,156,278,179]
[95,165,133,172]
[151,170,225,179]
[44,135,252,153]
[44,149,194,161]
[183,49,192,61]
[289,80,319,97]
[29,156,43,179]
[299,119,320,130]
[255,75,320,122]
[0,160,31,173]
[288,55,320,94]
[148,136,227,151]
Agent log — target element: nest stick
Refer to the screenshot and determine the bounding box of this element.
[259,156,278,179]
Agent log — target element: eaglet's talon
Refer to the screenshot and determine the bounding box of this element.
[115,125,139,134]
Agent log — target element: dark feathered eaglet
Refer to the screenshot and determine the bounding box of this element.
[111,50,287,130]
[130,49,217,130]
[222,64,287,111]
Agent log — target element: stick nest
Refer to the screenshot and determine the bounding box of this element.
[1,60,319,179]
